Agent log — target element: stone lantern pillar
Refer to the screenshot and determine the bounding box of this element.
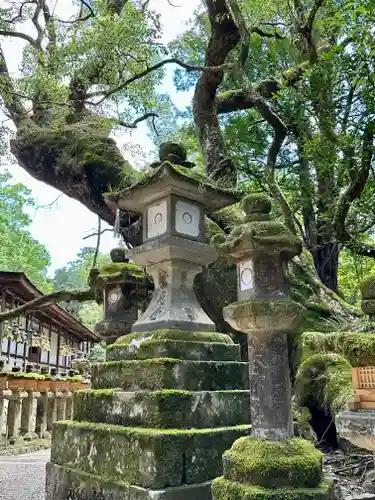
[211,194,335,500]
[88,247,151,346]
[45,143,251,500]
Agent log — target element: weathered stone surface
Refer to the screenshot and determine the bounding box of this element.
[91,359,249,392]
[211,477,335,500]
[362,300,375,316]
[336,411,375,451]
[221,437,322,489]
[107,339,240,362]
[73,389,250,429]
[51,421,250,489]
[47,462,213,500]
[224,299,304,335]
[249,332,293,440]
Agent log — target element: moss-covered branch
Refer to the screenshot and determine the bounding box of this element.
[0,289,95,323]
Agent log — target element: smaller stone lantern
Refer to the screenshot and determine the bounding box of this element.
[106,142,238,333]
[360,275,375,321]
[88,247,151,345]
[211,194,335,500]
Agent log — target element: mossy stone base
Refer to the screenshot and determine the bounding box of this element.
[211,477,334,500]
[107,339,240,362]
[222,437,322,489]
[46,462,213,500]
[212,437,333,500]
[73,389,250,429]
[52,421,250,489]
[91,359,249,391]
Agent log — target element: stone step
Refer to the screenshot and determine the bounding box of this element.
[107,339,241,362]
[47,462,213,500]
[73,389,250,428]
[91,359,249,391]
[51,421,250,490]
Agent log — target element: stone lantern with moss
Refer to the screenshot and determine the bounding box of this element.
[45,143,251,500]
[108,143,237,333]
[88,247,151,346]
[211,193,335,500]
[360,275,375,321]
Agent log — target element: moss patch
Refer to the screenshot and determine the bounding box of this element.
[51,420,250,489]
[295,353,353,415]
[302,331,375,366]
[73,388,250,429]
[222,437,322,489]
[212,477,334,500]
[110,329,234,348]
[89,262,145,287]
[91,358,249,392]
[107,338,240,362]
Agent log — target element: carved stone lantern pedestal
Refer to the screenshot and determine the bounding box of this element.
[211,194,335,500]
[46,144,251,500]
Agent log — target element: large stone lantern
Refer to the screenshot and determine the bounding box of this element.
[211,194,335,500]
[46,143,251,500]
[88,247,151,345]
[107,144,236,333]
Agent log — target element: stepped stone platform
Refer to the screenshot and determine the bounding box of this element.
[46,329,250,500]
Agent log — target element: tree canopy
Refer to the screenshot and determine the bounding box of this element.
[0,171,52,292]
[0,0,374,325]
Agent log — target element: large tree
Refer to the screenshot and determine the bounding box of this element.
[0,0,368,329]
[166,0,375,293]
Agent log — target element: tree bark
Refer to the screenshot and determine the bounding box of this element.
[193,0,240,184]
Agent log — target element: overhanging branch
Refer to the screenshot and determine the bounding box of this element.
[0,289,95,323]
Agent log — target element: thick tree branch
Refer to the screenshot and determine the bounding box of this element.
[333,121,374,241]
[86,58,232,104]
[216,61,310,114]
[0,30,39,49]
[118,112,158,129]
[193,0,240,183]
[0,45,25,122]
[0,290,95,323]
[253,96,301,236]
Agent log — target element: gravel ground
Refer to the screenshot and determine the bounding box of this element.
[0,449,49,500]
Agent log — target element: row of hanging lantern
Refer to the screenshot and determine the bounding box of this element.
[0,321,80,356]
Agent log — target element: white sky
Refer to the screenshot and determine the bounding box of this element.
[1,0,201,274]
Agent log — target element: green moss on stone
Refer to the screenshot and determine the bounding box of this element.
[91,358,249,392]
[212,477,334,500]
[222,437,322,489]
[90,262,145,285]
[295,353,353,415]
[360,275,375,299]
[107,338,240,362]
[52,421,250,489]
[302,331,375,366]
[110,329,234,348]
[73,388,250,428]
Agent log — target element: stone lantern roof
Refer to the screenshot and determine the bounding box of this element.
[105,142,239,214]
[212,193,302,260]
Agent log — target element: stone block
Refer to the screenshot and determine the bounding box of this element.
[211,477,335,500]
[335,411,375,451]
[91,359,249,392]
[46,462,213,500]
[51,421,250,489]
[73,389,250,429]
[107,339,241,362]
